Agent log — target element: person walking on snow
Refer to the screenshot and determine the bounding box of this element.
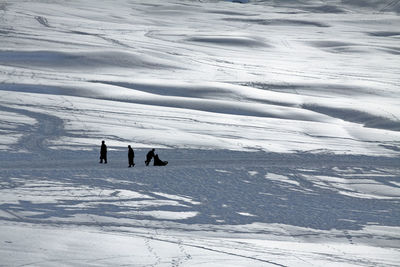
[99,140,107,164]
[128,145,135,167]
[145,148,155,166]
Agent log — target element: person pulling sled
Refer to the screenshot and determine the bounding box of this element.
[145,148,155,166]
[145,149,168,166]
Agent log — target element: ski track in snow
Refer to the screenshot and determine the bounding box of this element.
[1,0,400,266]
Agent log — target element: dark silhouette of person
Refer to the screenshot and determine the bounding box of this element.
[99,140,107,164]
[128,145,135,167]
[154,154,168,166]
[145,148,155,166]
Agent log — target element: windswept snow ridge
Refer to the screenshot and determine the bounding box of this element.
[0,0,399,266]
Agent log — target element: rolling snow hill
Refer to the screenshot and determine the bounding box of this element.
[0,0,399,266]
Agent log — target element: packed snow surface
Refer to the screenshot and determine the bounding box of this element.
[0,0,399,266]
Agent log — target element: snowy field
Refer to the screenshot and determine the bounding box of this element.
[1,0,400,266]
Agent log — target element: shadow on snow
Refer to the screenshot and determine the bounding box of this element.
[0,149,399,232]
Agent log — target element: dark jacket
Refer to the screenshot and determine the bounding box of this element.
[128,147,134,159]
[146,150,155,161]
[100,144,107,158]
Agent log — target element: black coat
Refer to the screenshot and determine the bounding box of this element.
[146,150,155,161]
[128,147,134,159]
[100,144,107,157]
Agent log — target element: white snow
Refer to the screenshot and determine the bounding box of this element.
[1,0,400,266]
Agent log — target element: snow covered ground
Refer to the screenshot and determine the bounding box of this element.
[0,0,400,266]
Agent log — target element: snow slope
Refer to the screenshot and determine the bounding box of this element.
[0,0,400,266]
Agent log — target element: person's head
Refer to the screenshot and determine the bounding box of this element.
[152,148,155,152]
[102,140,105,144]
[128,145,131,148]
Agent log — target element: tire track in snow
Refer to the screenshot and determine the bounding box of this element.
[153,236,287,267]
[343,230,354,244]
[121,231,284,267]
[145,237,162,267]
[173,239,192,267]
[70,30,131,48]
[0,104,64,155]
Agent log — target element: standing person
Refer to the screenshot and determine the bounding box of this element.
[145,148,155,166]
[128,145,135,167]
[99,140,107,164]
